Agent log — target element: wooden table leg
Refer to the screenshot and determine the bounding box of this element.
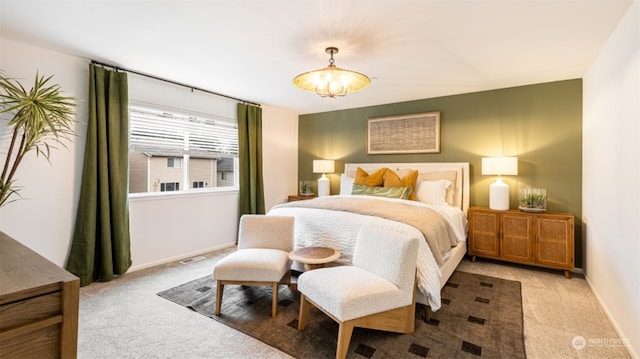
[304,263,325,271]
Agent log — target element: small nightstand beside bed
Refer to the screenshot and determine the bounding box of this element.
[268,162,470,314]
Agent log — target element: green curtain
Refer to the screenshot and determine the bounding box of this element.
[66,64,131,286]
[237,103,265,217]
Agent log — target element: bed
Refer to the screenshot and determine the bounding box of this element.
[268,162,469,312]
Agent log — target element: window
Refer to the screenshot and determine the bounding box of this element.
[167,157,182,168]
[160,182,180,192]
[128,105,238,194]
[192,181,204,188]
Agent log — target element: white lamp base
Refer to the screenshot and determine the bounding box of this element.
[489,178,510,210]
[317,175,330,197]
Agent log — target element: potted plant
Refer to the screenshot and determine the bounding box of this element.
[299,180,315,196]
[518,188,547,212]
[0,71,77,207]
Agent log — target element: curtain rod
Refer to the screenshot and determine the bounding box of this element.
[90,60,260,107]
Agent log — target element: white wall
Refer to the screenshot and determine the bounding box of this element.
[0,38,299,271]
[129,191,239,270]
[0,39,88,266]
[262,104,299,210]
[582,1,639,357]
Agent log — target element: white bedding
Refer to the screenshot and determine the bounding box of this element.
[268,195,468,311]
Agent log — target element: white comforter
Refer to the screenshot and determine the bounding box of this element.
[268,195,467,311]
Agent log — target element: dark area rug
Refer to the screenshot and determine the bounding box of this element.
[157,270,525,358]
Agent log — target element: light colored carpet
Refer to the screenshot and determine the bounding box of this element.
[78,247,631,358]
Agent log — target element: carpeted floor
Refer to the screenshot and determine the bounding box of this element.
[158,270,525,359]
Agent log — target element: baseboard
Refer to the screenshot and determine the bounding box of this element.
[584,274,637,359]
[128,243,236,272]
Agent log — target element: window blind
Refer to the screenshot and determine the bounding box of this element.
[129,106,238,158]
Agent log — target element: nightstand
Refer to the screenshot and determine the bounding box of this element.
[288,195,317,202]
[467,206,575,278]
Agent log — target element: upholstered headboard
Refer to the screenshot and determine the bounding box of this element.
[343,162,470,214]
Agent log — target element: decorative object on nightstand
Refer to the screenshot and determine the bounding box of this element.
[288,194,317,202]
[313,159,335,197]
[482,157,518,210]
[519,187,547,212]
[467,206,574,278]
[299,180,315,196]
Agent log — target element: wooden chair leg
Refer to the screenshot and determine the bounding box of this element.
[283,270,297,292]
[424,305,432,323]
[298,295,311,331]
[215,281,224,316]
[272,282,278,318]
[336,321,355,359]
[281,270,291,285]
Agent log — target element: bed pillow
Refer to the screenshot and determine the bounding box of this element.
[384,169,419,200]
[415,179,452,205]
[339,174,355,195]
[418,170,458,206]
[351,184,411,200]
[354,167,386,187]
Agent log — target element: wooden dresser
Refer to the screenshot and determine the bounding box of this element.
[0,231,79,358]
[467,207,575,278]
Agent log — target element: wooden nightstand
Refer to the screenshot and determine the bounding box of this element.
[288,195,317,202]
[467,206,575,278]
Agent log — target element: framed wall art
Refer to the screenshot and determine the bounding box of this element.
[367,111,441,154]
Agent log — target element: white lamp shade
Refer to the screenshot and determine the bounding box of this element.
[482,157,518,176]
[313,159,335,174]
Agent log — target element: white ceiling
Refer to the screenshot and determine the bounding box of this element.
[0,0,632,115]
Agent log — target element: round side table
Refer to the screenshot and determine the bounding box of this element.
[289,246,341,271]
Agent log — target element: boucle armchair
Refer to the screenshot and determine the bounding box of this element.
[297,226,419,359]
[212,215,294,318]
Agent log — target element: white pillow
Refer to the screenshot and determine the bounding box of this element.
[415,179,452,205]
[339,174,355,196]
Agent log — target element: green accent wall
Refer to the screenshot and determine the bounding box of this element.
[298,79,583,267]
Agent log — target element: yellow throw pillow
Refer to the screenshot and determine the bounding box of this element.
[384,169,419,200]
[354,167,386,186]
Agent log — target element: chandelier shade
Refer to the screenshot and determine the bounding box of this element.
[293,47,370,98]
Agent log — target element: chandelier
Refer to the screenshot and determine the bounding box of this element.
[293,47,371,98]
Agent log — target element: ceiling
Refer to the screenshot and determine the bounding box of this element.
[0,0,632,115]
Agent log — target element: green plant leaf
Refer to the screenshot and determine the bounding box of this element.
[0,70,77,207]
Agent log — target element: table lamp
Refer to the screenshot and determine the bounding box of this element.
[313,159,335,197]
[482,157,518,210]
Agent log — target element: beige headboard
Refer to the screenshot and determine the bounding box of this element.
[344,162,470,214]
